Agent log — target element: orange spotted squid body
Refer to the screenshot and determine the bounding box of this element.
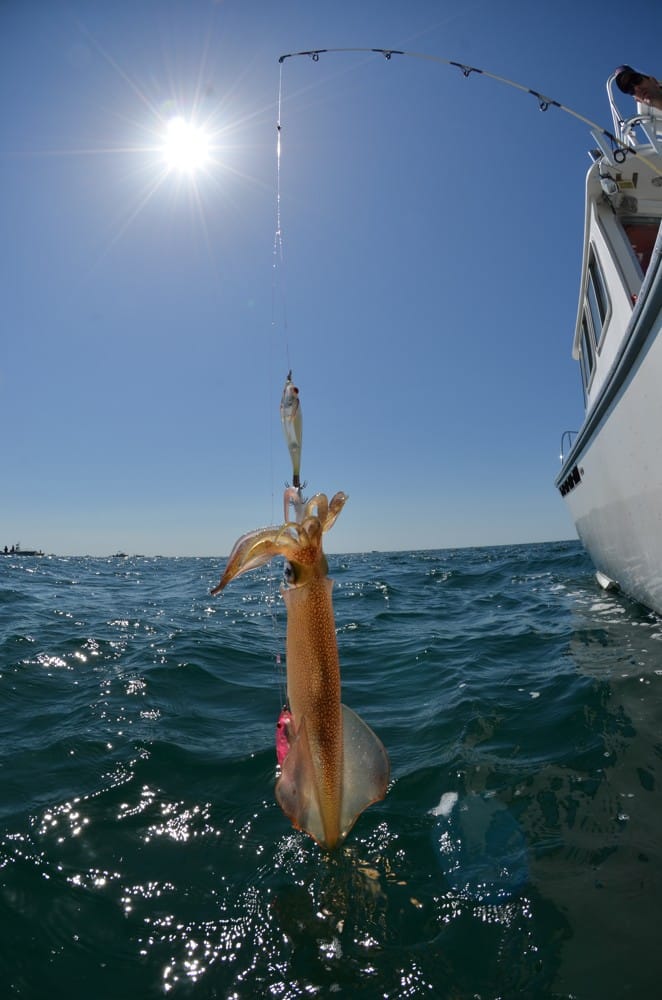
[211,491,390,850]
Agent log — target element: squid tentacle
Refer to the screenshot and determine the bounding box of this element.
[210,491,347,595]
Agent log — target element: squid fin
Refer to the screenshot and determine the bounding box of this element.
[275,717,327,846]
[275,705,390,849]
[338,704,390,842]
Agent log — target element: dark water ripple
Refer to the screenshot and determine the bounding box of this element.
[2,543,662,998]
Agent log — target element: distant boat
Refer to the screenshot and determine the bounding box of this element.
[113,552,129,558]
[3,543,44,556]
[556,76,662,614]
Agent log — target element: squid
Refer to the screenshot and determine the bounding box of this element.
[211,491,390,850]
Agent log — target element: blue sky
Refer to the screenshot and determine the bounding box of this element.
[2,0,660,557]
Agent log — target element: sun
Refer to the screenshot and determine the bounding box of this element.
[161,116,211,174]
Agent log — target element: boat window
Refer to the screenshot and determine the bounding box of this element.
[586,249,609,347]
[580,310,595,387]
[621,216,661,275]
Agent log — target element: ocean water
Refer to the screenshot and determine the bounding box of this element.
[1,541,661,999]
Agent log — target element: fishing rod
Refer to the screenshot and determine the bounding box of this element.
[277,47,662,175]
[271,48,660,505]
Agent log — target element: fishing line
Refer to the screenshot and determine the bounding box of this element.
[267,62,294,714]
[277,47,662,178]
[273,59,291,376]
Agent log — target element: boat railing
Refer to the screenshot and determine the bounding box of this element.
[602,75,662,159]
[559,430,578,464]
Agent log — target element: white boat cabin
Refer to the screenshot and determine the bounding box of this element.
[572,84,662,411]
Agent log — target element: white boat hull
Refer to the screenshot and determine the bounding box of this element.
[558,262,662,614]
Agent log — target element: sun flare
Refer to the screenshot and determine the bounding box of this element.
[161,116,211,173]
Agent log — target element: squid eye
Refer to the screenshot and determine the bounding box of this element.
[283,561,296,585]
